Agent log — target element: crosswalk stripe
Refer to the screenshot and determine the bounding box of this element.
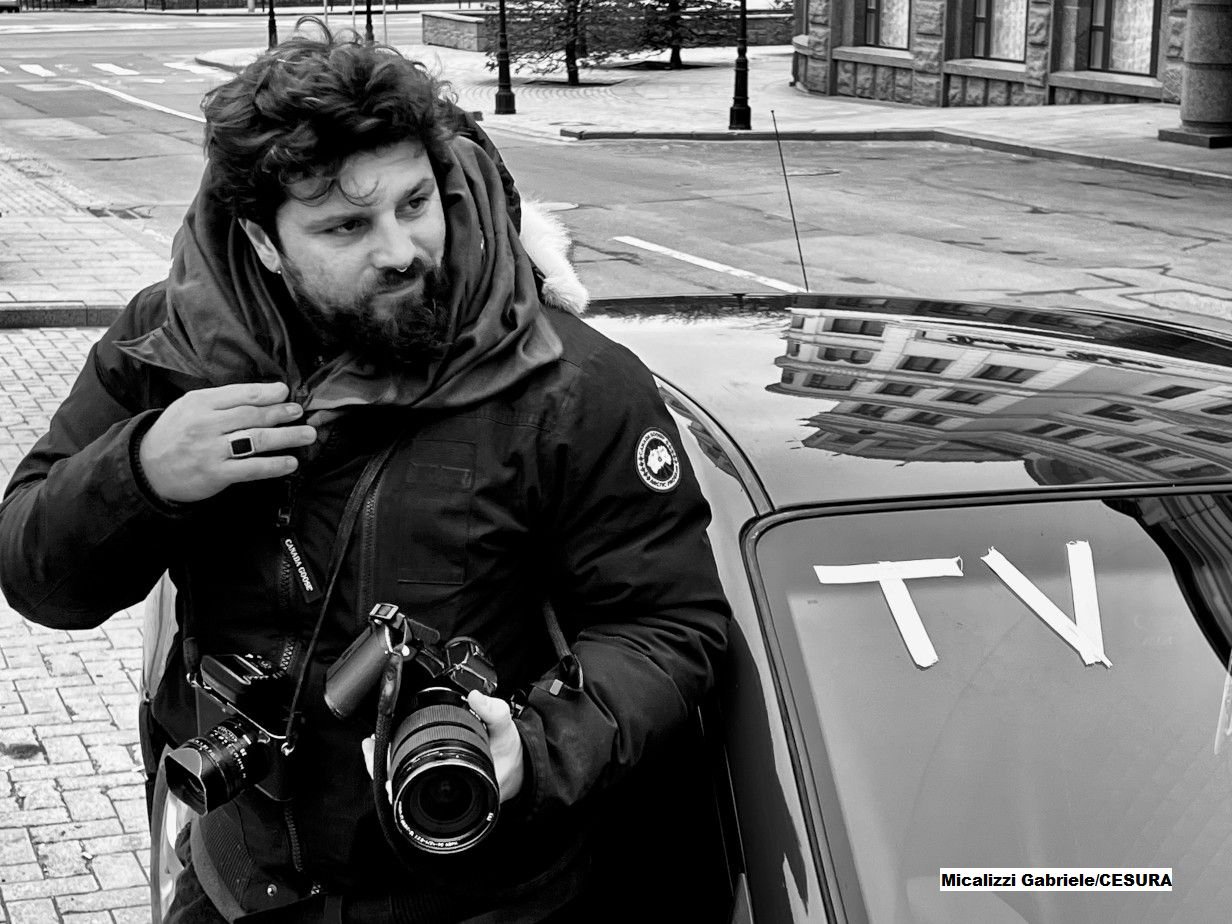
[164,61,223,76]
[0,65,8,74]
[73,79,206,123]
[19,64,56,78]
[93,63,139,76]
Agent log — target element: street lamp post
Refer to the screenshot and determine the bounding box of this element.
[268,0,278,48]
[494,0,516,114]
[364,0,375,44]
[728,0,751,130]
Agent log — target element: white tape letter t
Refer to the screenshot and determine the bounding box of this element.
[813,558,964,668]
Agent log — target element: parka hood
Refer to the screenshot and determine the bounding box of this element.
[116,135,562,418]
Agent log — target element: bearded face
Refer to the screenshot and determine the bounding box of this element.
[240,140,451,371]
[281,255,453,370]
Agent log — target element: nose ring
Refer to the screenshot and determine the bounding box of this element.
[395,264,410,273]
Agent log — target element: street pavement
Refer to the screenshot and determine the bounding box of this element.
[1,14,1232,924]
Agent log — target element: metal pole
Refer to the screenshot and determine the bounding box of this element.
[382,1,388,43]
[494,0,516,114]
[728,0,751,130]
[268,0,278,48]
[364,0,374,43]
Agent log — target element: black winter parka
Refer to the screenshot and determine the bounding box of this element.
[0,280,731,919]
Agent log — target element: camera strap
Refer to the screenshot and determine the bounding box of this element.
[281,441,400,753]
[534,601,584,699]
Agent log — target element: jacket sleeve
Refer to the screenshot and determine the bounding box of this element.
[514,338,731,818]
[0,291,188,629]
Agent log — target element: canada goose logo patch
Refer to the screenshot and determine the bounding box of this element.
[636,429,679,492]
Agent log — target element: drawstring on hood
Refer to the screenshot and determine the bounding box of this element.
[116,135,562,419]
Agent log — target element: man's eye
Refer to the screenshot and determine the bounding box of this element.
[399,198,428,215]
[328,220,364,235]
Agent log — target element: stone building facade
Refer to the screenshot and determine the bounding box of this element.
[790,0,1190,105]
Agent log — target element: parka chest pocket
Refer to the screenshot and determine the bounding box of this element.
[380,440,475,586]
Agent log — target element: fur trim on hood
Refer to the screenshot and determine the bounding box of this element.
[520,200,589,315]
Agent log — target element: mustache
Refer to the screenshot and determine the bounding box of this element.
[368,259,436,296]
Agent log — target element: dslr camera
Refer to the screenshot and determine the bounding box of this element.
[326,603,502,855]
[164,652,293,815]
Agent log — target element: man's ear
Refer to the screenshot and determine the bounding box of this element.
[239,218,282,275]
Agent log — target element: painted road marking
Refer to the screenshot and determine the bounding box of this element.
[73,79,206,124]
[0,23,177,35]
[613,236,805,293]
[93,63,139,76]
[19,64,56,78]
[164,61,224,76]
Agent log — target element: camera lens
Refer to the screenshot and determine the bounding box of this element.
[389,689,500,854]
[164,716,272,815]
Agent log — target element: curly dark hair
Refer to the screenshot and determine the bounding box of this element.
[201,19,455,243]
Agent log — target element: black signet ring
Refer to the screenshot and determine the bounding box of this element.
[228,435,256,459]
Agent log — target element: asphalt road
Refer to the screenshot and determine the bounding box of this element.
[2,10,1232,322]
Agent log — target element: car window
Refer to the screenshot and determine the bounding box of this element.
[753,493,1232,923]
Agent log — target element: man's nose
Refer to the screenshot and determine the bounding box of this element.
[371,216,418,270]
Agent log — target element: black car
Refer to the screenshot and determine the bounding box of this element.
[149,294,1232,923]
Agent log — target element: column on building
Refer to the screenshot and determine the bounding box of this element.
[1159,0,1232,147]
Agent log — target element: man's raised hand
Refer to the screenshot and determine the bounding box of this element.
[137,382,317,503]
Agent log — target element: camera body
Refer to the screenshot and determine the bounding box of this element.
[165,653,293,815]
[326,604,503,855]
[164,606,506,855]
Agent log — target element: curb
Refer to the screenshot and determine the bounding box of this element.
[558,127,1232,188]
[0,302,124,329]
[74,4,445,15]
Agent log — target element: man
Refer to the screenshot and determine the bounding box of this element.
[0,23,729,924]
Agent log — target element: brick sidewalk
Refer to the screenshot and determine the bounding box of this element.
[0,144,169,324]
[0,328,152,924]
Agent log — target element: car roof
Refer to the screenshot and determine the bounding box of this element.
[585,294,1232,509]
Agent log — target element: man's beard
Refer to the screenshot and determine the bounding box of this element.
[282,257,453,371]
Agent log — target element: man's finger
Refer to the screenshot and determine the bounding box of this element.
[223,425,317,460]
[216,401,304,434]
[199,381,291,411]
[467,690,512,728]
[226,455,300,483]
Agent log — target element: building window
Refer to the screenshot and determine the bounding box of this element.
[975,364,1037,384]
[1175,464,1226,478]
[1151,385,1200,400]
[879,382,922,397]
[1105,440,1149,454]
[1186,429,1232,445]
[1054,428,1094,441]
[804,374,857,391]
[853,403,891,418]
[1087,403,1141,422]
[972,0,1027,60]
[938,389,992,405]
[1134,448,1178,462]
[822,348,875,364]
[865,0,910,48]
[909,412,949,426]
[899,356,952,374]
[829,318,887,337]
[787,342,801,357]
[1202,403,1232,416]
[1028,423,1062,435]
[1089,0,1160,76]
[790,315,806,329]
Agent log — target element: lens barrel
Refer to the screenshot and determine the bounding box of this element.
[389,690,499,854]
[164,716,273,815]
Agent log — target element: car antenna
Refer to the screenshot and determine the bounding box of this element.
[771,110,810,292]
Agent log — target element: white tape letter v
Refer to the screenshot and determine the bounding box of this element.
[981,541,1111,668]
